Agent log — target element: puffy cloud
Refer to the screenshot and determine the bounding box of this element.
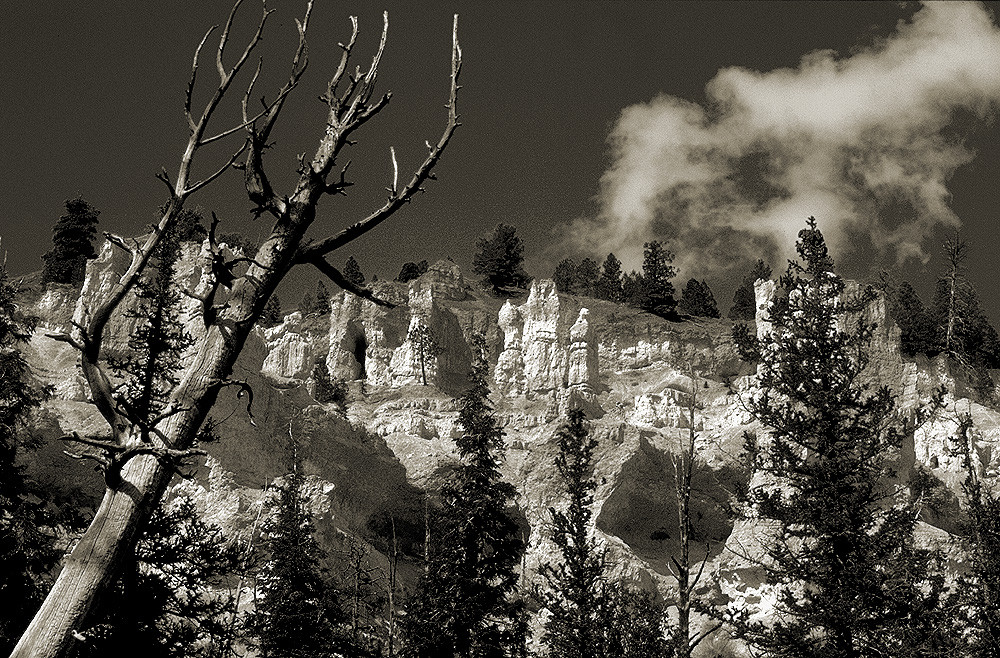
[568,2,1000,277]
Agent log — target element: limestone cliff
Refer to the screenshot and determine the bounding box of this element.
[22,244,1000,652]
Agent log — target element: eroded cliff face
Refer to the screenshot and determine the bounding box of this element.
[24,246,1000,652]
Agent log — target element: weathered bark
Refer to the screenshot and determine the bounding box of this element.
[14,3,460,655]
[11,456,171,657]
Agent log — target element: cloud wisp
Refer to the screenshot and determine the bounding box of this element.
[568,2,1000,278]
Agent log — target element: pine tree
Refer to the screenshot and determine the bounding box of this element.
[76,494,242,657]
[930,268,1000,371]
[894,282,937,357]
[402,336,524,657]
[539,409,617,658]
[553,259,577,294]
[949,413,1000,656]
[41,196,100,285]
[260,294,283,328]
[312,355,348,408]
[677,279,720,319]
[344,256,366,286]
[0,265,58,653]
[575,259,600,298]
[728,259,771,321]
[640,241,677,316]
[109,219,192,436]
[604,586,671,658]
[313,280,331,315]
[407,320,444,386]
[596,253,624,303]
[472,224,530,295]
[251,450,355,658]
[169,206,208,243]
[625,241,677,317]
[730,217,945,657]
[397,260,429,283]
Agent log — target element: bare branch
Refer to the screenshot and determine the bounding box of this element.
[207,378,257,426]
[310,256,396,308]
[46,331,83,352]
[241,58,264,125]
[103,232,133,255]
[155,168,175,197]
[183,140,250,196]
[298,15,461,261]
[186,25,218,132]
[216,0,245,82]
[202,79,299,147]
[389,146,398,196]
[323,16,359,106]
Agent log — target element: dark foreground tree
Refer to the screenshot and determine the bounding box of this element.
[402,337,524,657]
[473,224,530,295]
[76,493,241,657]
[17,4,463,655]
[949,414,1000,656]
[250,451,357,658]
[730,217,944,657]
[538,409,614,658]
[0,265,58,653]
[41,196,100,285]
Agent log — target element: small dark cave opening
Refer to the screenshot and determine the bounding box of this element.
[353,334,368,380]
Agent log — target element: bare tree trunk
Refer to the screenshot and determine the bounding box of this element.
[670,373,719,658]
[13,4,461,656]
[943,234,967,356]
[12,456,171,656]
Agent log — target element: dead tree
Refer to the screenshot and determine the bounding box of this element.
[13,3,462,656]
[668,372,720,658]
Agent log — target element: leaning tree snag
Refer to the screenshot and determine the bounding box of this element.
[13,3,461,656]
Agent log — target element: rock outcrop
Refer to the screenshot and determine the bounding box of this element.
[23,243,1000,650]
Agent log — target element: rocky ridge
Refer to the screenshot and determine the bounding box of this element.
[22,243,1000,652]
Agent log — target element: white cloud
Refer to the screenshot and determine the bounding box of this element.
[567,1,1000,278]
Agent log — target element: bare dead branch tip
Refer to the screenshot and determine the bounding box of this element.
[310,256,396,308]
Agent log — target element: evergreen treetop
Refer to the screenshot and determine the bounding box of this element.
[730,217,944,656]
[472,223,530,295]
[251,450,357,658]
[539,408,615,658]
[401,336,524,657]
[596,253,624,302]
[41,196,100,285]
[678,279,720,318]
[344,256,366,286]
[728,259,771,321]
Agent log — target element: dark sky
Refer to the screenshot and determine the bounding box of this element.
[2,2,999,320]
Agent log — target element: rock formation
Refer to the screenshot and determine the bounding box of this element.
[21,242,1000,647]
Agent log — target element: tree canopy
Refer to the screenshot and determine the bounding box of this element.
[41,197,100,285]
[472,223,530,295]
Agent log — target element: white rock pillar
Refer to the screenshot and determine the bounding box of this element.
[567,308,598,393]
[495,300,526,396]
